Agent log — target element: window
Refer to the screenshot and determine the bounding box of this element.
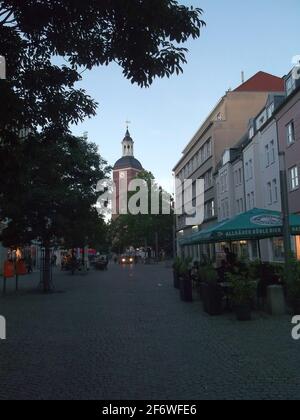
[265,145,270,167]
[245,162,249,180]
[289,166,299,191]
[221,200,229,219]
[249,159,253,179]
[236,199,244,214]
[251,192,255,208]
[206,139,212,158]
[286,76,296,96]
[197,151,201,166]
[221,172,228,193]
[267,103,274,119]
[204,169,213,190]
[245,160,253,180]
[287,122,295,145]
[247,193,251,210]
[205,200,215,219]
[249,127,254,139]
[239,168,242,184]
[267,182,272,205]
[273,179,278,203]
[273,238,285,261]
[270,140,275,164]
[240,198,244,212]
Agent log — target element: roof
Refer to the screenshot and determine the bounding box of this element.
[234,71,285,93]
[123,129,133,142]
[173,72,285,172]
[113,156,143,171]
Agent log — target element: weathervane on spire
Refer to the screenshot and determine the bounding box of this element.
[125,120,131,130]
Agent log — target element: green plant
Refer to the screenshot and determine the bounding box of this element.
[285,259,300,300]
[199,265,218,284]
[226,271,256,306]
[178,257,192,276]
[173,257,182,273]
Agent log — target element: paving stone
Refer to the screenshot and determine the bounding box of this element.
[0,264,299,400]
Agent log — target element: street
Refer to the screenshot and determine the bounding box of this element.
[0,263,299,400]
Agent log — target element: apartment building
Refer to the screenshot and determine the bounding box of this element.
[215,147,243,222]
[275,68,300,259]
[174,72,284,258]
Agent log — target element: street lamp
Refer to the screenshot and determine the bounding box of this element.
[279,151,292,269]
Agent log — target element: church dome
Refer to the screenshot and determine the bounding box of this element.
[113,156,143,171]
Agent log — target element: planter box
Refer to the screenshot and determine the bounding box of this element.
[267,285,286,316]
[291,298,300,316]
[179,275,193,302]
[235,304,252,321]
[202,283,223,316]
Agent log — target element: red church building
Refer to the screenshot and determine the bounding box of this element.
[113,129,143,217]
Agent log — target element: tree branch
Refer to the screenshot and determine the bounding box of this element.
[0,9,15,25]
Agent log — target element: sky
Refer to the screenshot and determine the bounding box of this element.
[71,0,300,192]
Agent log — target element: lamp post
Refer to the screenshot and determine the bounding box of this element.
[279,152,292,269]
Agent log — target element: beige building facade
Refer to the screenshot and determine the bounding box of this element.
[173,72,284,259]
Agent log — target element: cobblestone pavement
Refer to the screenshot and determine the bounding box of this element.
[0,263,299,400]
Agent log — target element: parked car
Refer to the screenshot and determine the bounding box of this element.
[95,256,109,271]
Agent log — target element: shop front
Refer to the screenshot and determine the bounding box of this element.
[179,208,300,263]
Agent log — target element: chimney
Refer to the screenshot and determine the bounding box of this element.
[241,71,245,84]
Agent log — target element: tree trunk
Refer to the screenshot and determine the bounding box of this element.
[43,244,51,293]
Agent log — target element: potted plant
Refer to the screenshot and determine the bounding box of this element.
[172,257,182,289]
[201,266,223,316]
[178,258,193,302]
[227,270,256,321]
[286,260,300,315]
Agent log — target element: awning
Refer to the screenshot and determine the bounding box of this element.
[179,208,300,246]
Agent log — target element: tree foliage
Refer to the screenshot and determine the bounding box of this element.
[110,171,174,255]
[0,133,111,248]
[0,1,205,136]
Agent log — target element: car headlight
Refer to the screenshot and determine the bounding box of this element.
[122,259,126,263]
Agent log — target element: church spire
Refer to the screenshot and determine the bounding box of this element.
[122,128,134,157]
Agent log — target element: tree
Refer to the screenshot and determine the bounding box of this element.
[0,133,111,291]
[110,171,174,256]
[0,1,205,138]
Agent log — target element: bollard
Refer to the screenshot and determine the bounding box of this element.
[267,285,286,316]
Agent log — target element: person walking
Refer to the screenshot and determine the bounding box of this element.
[26,255,33,274]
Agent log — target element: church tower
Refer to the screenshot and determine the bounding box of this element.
[113,129,143,217]
[122,129,134,157]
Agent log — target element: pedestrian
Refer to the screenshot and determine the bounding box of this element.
[26,255,33,274]
[51,254,57,267]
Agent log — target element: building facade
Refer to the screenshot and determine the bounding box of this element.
[275,69,300,259]
[174,72,285,259]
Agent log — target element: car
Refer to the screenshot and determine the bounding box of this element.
[119,255,135,265]
[95,256,109,270]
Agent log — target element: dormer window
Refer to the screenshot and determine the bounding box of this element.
[267,103,274,119]
[286,75,296,96]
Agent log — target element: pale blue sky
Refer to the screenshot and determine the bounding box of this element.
[72,0,300,191]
